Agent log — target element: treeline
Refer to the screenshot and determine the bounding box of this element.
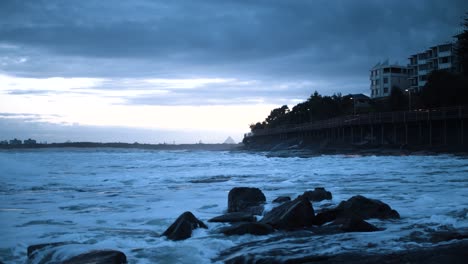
[250,92,355,131]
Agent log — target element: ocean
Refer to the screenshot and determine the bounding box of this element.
[0,148,467,263]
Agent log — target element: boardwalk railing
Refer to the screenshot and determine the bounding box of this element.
[245,105,468,138]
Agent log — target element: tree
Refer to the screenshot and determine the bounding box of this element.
[265,105,289,127]
[456,12,468,76]
[388,86,407,111]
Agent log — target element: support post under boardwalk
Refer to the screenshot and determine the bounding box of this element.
[370,125,374,144]
[444,120,447,145]
[462,120,464,145]
[429,121,433,146]
[351,126,354,144]
[419,122,422,144]
[381,125,384,145]
[360,126,363,142]
[405,123,408,145]
[393,125,397,144]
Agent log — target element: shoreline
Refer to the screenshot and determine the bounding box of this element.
[0,142,242,151]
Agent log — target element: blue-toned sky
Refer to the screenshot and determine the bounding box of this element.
[1,0,467,143]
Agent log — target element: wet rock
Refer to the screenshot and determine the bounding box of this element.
[429,230,468,243]
[260,196,315,230]
[221,222,274,236]
[272,196,291,203]
[27,243,126,264]
[301,187,332,202]
[222,239,468,264]
[162,211,207,241]
[228,187,266,215]
[334,195,400,220]
[62,250,127,264]
[27,242,70,258]
[332,217,379,232]
[208,212,256,223]
[313,209,338,226]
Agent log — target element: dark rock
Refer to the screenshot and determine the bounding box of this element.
[272,196,291,203]
[208,212,256,223]
[301,187,332,202]
[228,187,266,215]
[334,195,400,220]
[221,222,274,236]
[260,196,315,230]
[27,242,70,258]
[332,217,380,232]
[27,243,126,264]
[429,230,468,243]
[62,250,127,264]
[162,211,207,241]
[313,209,338,226]
[222,239,468,264]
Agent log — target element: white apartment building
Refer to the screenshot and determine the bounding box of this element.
[407,43,455,91]
[370,61,409,99]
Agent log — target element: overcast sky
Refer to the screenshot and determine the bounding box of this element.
[1,0,467,143]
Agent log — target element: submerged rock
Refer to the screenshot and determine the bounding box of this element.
[27,242,71,258]
[334,195,400,220]
[162,211,207,241]
[272,196,291,203]
[221,222,274,236]
[62,250,127,264]
[27,243,126,264]
[228,187,266,215]
[208,212,256,223]
[301,187,332,202]
[260,196,315,230]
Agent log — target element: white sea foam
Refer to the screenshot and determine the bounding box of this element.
[0,149,467,263]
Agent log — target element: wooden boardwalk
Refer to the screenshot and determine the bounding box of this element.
[244,106,468,147]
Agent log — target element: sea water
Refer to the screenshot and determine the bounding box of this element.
[0,148,467,263]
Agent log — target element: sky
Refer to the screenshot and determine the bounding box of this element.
[1,0,467,144]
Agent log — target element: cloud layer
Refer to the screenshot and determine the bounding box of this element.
[0,0,467,142]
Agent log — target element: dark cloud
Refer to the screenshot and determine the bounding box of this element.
[1,0,467,94]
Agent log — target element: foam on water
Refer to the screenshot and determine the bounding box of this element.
[0,149,467,263]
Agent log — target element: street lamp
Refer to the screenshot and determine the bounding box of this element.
[350,97,356,115]
[405,89,411,111]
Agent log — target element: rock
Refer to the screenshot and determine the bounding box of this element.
[301,187,332,202]
[334,195,400,220]
[162,211,207,241]
[227,187,266,215]
[313,209,338,226]
[332,217,380,232]
[27,242,70,258]
[272,196,291,203]
[221,222,274,236]
[429,230,468,243]
[208,212,256,223]
[260,196,315,230]
[27,243,126,264]
[62,250,127,264]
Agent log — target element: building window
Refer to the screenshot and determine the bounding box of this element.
[439,44,451,52]
[383,68,390,73]
[383,77,388,84]
[375,79,380,85]
[440,57,450,64]
[384,87,389,94]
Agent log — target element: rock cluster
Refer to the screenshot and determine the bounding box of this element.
[26,186,402,263]
[202,186,398,237]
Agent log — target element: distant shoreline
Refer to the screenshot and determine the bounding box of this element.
[0,142,242,151]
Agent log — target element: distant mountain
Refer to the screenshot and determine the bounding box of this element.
[223,136,236,144]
